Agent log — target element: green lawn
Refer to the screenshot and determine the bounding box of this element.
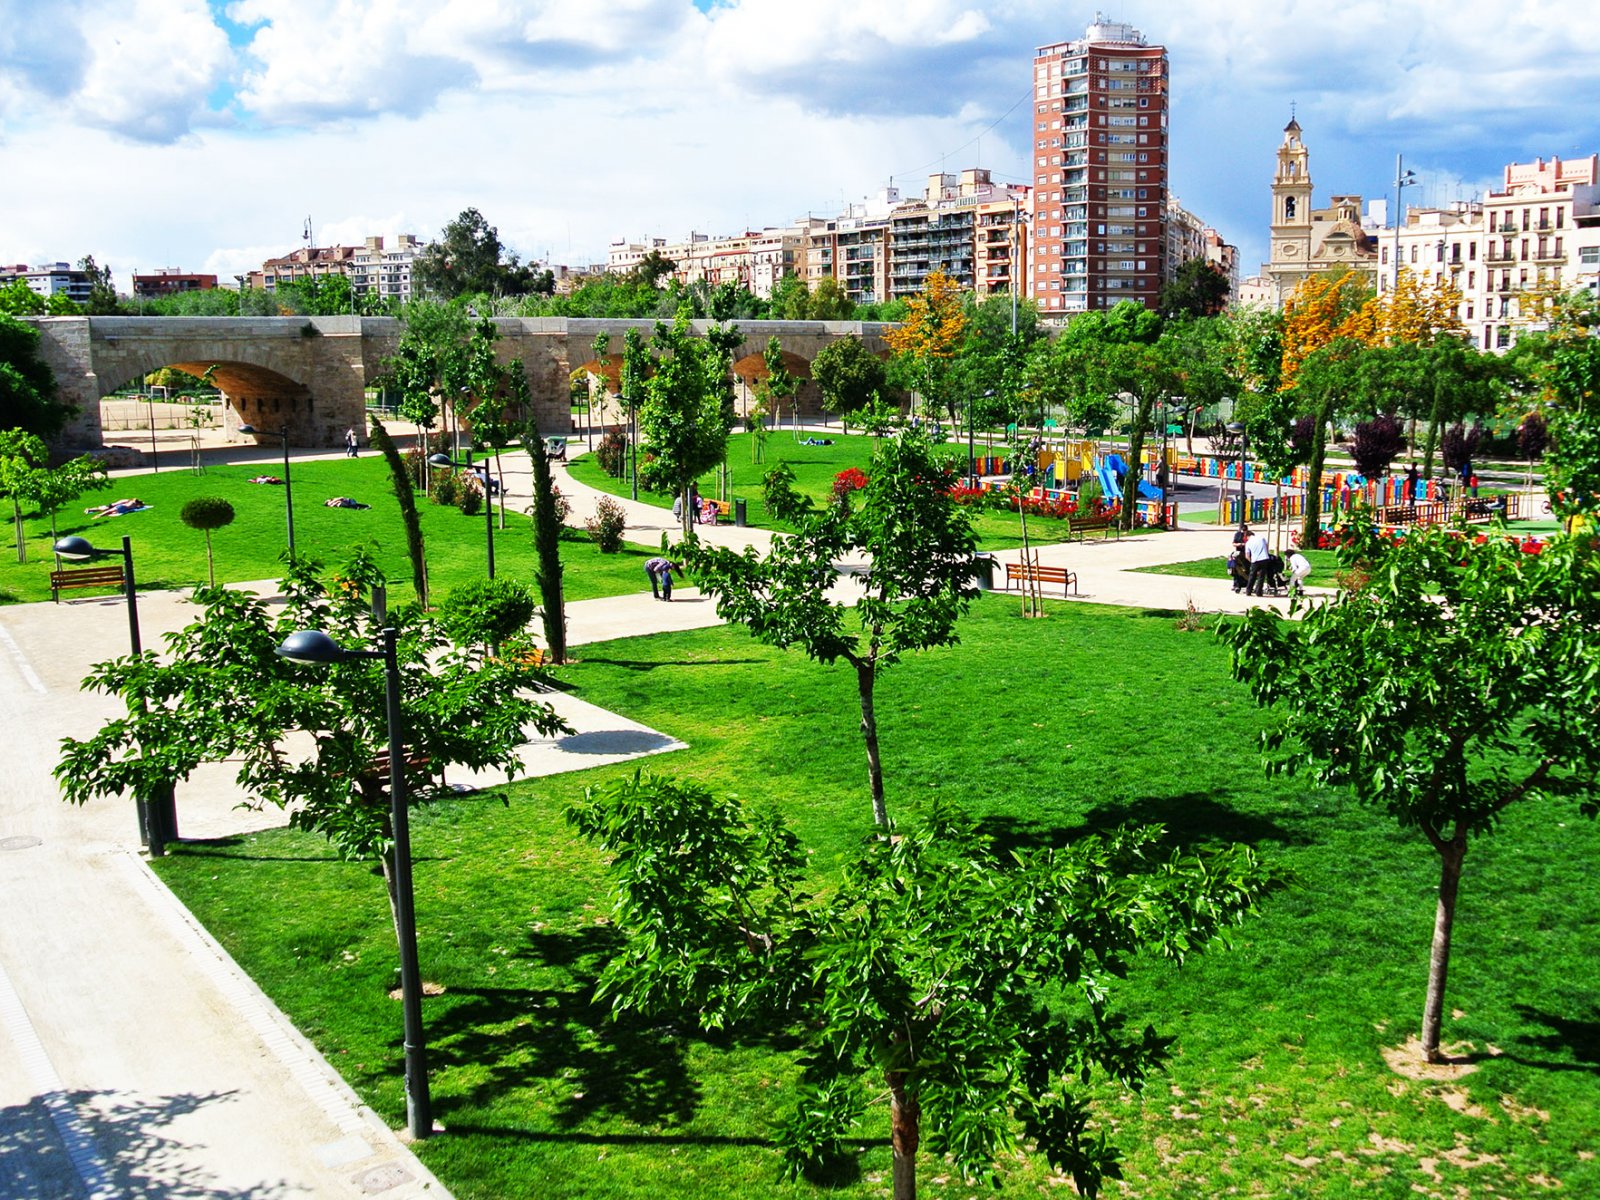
[567,433,1087,551]
[149,597,1600,1199]
[0,455,647,606]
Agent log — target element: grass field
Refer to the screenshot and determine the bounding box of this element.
[0,455,649,606]
[149,597,1600,1200]
[567,432,1087,551]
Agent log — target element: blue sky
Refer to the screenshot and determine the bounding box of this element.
[2,0,1598,292]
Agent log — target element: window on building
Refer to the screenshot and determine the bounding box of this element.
[1581,246,1600,265]
[1381,246,1388,264]
[1469,241,1477,260]
[1497,326,1511,348]
[1555,237,1563,256]
[1468,270,1475,288]
[1557,209,1566,228]
[1410,245,1418,263]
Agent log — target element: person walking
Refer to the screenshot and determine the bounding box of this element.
[344,428,359,457]
[644,557,682,601]
[1405,462,1420,511]
[1244,527,1272,596]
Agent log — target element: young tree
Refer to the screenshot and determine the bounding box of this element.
[570,773,1276,1200]
[810,333,887,426]
[77,255,121,314]
[0,431,109,561]
[179,496,236,586]
[755,336,799,443]
[1225,525,1600,1062]
[620,328,652,501]
[57,554,568,915]
[687,427,977,826]
[369,416,429,607]
[522,408,568,664]
[638,308,738,536]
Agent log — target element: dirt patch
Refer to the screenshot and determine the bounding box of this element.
[1433,1087,1492,1120]
[1284,1153,1322,1168]
[1380,1036,1481,1081]
[388,980,447,1000]
[1500,1094,1550,1123]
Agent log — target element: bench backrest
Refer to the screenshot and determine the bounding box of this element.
[50,566,127,589]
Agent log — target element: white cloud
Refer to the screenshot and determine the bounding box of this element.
[2,0,1598,298]
[0,0,230,142]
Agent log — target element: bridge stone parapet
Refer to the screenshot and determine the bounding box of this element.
[27,315,893,454]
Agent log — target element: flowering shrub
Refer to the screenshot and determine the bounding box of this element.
[457,472,484,516]
[596,426,628,478]
[585,495,627,552]
[833,467,869,502]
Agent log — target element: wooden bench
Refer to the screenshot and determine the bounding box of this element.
[1004,561,1078,596]
[1067,515,1120,541]
[352,751,439,803]
[50,565,127,603]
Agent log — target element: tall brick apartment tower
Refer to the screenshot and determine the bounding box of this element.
[1030,17,1168,314]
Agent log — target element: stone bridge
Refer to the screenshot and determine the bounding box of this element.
[28,315,892,454]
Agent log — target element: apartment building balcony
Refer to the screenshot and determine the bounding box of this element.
[1484,251,1515,266]
[1533,251,1564,264]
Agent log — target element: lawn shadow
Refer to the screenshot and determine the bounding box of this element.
[579,656,766,672]
[979,790,1307,857]
[0,1088,291,1199]
[421,924,805,1137]
[1507,1003,1600,1074]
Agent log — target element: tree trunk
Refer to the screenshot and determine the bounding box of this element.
[1120,397,1152,532]
[856,659,887,826]
[204,530,216,586]
[1421,834,1467,1062]
[13,497,25,564]
[887,1070,920,1200]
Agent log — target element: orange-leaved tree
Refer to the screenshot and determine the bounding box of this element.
[884,269,966,421]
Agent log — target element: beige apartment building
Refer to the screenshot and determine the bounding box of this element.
[1377,154,1600,350]
[250,234,423,303]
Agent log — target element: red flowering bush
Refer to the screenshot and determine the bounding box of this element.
[833,467,869,502]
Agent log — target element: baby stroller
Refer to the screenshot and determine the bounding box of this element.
[1257,553,1289,597]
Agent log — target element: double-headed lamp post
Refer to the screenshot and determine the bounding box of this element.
[275,628,432,1141]
[428,451,495,580]
[237,424,296,557]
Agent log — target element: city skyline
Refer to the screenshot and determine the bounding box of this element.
[2,0,1598,295]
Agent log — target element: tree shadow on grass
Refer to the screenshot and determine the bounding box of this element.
[418,923,804,1139]
[979,791,1308,858]
[578,656,767,672]
[0,1089,291,1199]
[1507,1003,1600,1074]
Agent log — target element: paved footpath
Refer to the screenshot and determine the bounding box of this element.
[0,434,1316,1199]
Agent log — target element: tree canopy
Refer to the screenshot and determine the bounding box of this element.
[413,208,538,300]
[0,313,69,437]
[1226,525,1600,1061]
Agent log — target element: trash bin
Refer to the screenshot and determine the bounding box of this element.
[972,553,997,592]
[734,498,748,527]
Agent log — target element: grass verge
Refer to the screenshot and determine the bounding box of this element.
[150,597,1600,1199]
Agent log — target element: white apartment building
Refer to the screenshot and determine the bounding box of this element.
[0,262,93,304]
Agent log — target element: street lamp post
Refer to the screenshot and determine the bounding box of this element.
[237,424,296,558]
[1160,396,1184,529]
[429,451,495,579]
[52,534,177,851]
[971,389,993,488]
[274,628,432,1141]
[1392,154,1418,295]
[1227,421,1249,527]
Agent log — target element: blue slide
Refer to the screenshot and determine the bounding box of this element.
[1097,461,1121,500]
[1137,479,1164,500]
